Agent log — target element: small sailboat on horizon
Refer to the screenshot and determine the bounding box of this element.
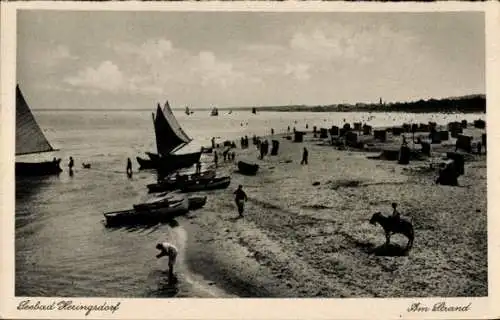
[210,107,218,116]
[185,106,194,115]
[15,85,62,176]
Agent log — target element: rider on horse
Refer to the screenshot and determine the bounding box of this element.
[391,202,400,219]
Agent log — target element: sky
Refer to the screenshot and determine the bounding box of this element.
[16,10,485,110]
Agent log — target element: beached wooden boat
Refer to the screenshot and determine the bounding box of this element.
[136,156,156,169]
[104,197,189,227]
[15,85,62,176]
[133,193,185,211]
[237,161,259,175]
[147,170,217,193]
[136,193,206,211]
[181,176,231,193]
[137,150,202,171]
[188,196,207,210]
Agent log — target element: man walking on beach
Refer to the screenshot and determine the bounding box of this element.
[213,151,218,168]
[234,185,248,218]
[156,242,178,281]
[301,147,309,165]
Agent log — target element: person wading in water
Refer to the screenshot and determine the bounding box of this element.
[68,156,74,176]
[234,185,248,218]
[126,158,133,178]
[156,242,178,282]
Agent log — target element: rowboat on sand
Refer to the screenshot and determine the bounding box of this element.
[181,176,231,193]
[237,161,259,175]
[104,196,189,227]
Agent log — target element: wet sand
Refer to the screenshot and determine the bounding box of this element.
[181,125,487,298]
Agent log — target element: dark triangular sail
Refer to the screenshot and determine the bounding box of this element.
[163,100,191,144]
[16,85,55,155]
[154,104,186,156]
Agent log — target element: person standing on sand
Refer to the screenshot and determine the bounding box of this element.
[156,242,178,281]
[195,161,202,175]
[301,147,309,165]
[213,151,218,168]
[401,135,408,147]
[234,185,248,217]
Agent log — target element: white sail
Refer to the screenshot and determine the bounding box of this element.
[162,100,192,144]
[16,85,55,155]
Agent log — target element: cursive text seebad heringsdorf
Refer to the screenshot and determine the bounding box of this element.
[407,302,471,313]
[17,299,121,316]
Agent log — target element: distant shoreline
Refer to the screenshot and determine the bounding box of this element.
[32,94,486,114]
[33,108,487,114]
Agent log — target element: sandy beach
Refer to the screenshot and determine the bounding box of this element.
[182,125,487,298]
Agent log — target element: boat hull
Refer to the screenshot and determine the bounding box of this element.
[188,196,207,210]
[157,151,202,175]
[137,151,202,172]
[146,152,161,161]
[104,197,189,227]
[136,156,157,169]
[15,160,62,176]
[237,161,259,175]
[181,176,231,193]
[147,170,216,193]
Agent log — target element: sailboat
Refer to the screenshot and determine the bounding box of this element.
[210,107,218,116]
[137,101,201,173]
[15,85,62,176]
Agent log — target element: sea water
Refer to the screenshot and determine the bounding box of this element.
[14,110,483,298]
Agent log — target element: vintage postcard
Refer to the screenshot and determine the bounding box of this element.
[1,1,499,319]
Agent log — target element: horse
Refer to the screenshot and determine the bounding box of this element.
[369,212,414,250]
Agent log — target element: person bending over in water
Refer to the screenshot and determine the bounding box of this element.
[234,185,248,218]
[156,242,178,281]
